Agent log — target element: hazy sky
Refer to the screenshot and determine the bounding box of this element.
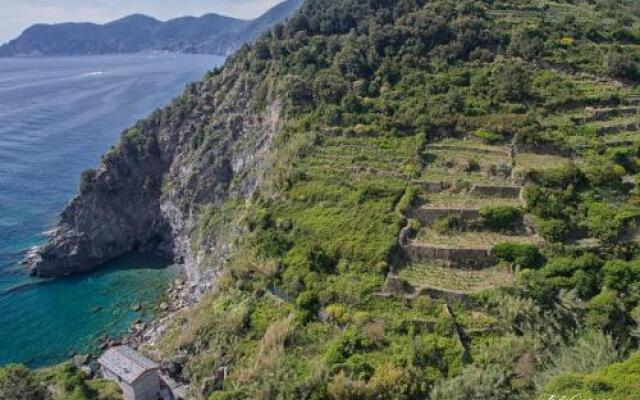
[0,0,282,43]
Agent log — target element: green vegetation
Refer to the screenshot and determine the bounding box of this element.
[0,363,121,400]
[492,242,544,268]
[8,0,640,398]
[480,206,522,231]
[541,351,640,400]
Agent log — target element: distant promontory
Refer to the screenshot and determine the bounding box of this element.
[0,0,301,57]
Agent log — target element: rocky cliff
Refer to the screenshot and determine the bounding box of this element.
[27,59,282,281]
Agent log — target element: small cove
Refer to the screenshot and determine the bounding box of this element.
[0,53,224,367]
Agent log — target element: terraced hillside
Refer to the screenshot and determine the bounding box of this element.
[4,0,640,399]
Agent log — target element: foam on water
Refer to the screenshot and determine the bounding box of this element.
[0,53,224,367]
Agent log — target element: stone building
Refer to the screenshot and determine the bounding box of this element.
[98,345,161,400]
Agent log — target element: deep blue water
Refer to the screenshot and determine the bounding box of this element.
[0,53,224,367]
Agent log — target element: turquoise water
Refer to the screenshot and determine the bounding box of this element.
[0,53,224,367]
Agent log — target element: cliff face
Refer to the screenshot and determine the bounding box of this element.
[27,61,281,280]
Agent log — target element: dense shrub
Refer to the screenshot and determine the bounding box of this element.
[541,352,640,400]
[606,50,639,81]
[583,163,626,188]
[480,206,522,231]
[492,243,544,268]
[526,163,583,188]
[472,128,505,144]
[585,289,627,334]
[256,229,292,258]
[489,61,532,102]
[78,169,97,192]
[0,364,47,400]
[582,202,627,244]
[296,290,320,323]
[602,259,640,294]
[509,25,546,61]
[432,214,467,234]
[523,184,575,219]
[538,218,570,242]
[522,254,604,302]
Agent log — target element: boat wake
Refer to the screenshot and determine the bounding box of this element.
[79,71,106,78]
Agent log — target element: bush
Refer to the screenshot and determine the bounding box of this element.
[79,169,97,192]
[583,163,626,188]
[582,202,626,244]
[541,352,640,400]
[585,289,626,334]
[396,187,418,215]
[489,61,532,102]
[509,26,545,61]
[256,229,292,258]
[296,290,320,323]
[523,184,573,219]
[472,129,505,144]
[602,260,640,294]
[492,243,543,268]
[538,218,569,242]
[523,254,603,301]
[0,364,47,400]
[431,364,512,400]
[432,214,467,234]
[526,163,582,188]
[606,51,639,81]
[325,304,350,324]
[480,206,522,231]
[464,159,481,172]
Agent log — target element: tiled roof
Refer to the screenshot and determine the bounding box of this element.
[98,345,159,384]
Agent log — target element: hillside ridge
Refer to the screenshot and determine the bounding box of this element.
[0,0,302,57]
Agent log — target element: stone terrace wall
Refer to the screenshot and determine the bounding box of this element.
[406,207,480,225]
[470,184,522,199]
[403,243,495,269]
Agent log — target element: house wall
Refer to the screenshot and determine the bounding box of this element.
[100,366,159,400]
[100,367,136,400]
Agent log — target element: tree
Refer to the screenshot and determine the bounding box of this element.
[508,26,545,61]
[490,61,532,102]
[314,70,349,103]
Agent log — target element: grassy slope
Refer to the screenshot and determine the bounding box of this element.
[541,352,640,399]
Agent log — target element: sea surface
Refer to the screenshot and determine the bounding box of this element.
[0,53,224,367]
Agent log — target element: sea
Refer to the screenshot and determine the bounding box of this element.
[0,53,224,367]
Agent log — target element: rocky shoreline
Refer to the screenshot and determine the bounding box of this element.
[124,276,195,349]
[76,271,211,382]
[65,272,208,399]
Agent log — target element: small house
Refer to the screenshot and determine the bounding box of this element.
[98,345,161,400]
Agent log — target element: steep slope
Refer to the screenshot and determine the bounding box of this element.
[27,58,282,280]
[18,0,640,399]
[0,0,301,57]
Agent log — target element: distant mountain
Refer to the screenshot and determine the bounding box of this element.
[0,0,302,57]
